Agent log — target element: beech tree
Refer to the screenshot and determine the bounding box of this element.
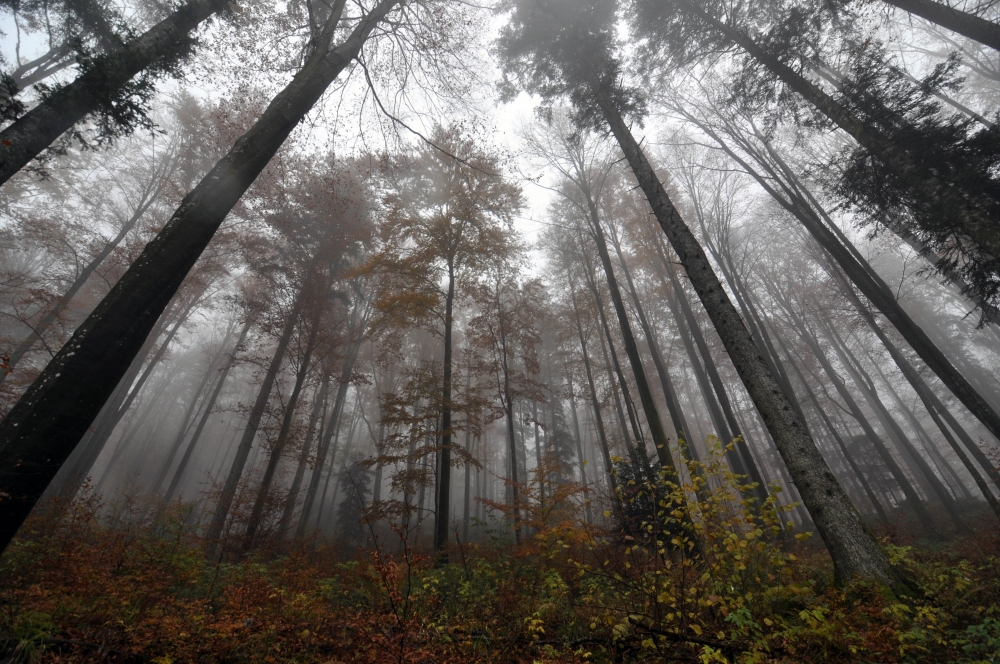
[375,126,522,556]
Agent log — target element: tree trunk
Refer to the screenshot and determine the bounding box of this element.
[566,373,594,524]
[567,268,617,496]
[608,226,695,460]
[779,301,941,538]
[0,0,400,556]
[243,309,322,548]
[0,0,230,185]
[151,320,238,495]
[594,87,903,588]
[435,264,455,556]
[683,4,1000,448]
[581,190,679,480]
[298,337,361,537]
[883,0,1000,52]
[204,288,308,551]
[163,320,250,504]
[277,371,331,539]
[0,186,162,386]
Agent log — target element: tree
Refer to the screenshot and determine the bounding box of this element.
[377,125,522,556]
[0,0,234,185]
[497,0,908,589]
[468,251,545,545]
[0,0,404,556]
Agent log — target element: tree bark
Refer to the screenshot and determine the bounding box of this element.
[434,263,456,556]
[594,87,903,588]
[883,0,1000,52]
[0,0,400,556]
[0,0,230,185]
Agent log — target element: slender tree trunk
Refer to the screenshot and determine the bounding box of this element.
[0,0,231,186]
[780,302,941,538]
[435,264,455,556]
[594,87,902,588]
[567,270,617,496]
[204,288,308,551]
[163,320,250,504]
[243,311,322,548]
[581,191,679,480]
[277,371,331,539]
[151,321,237,495]
[581,243,646,473]
[298,339,361,537]
[0,0,400,555]
[532,398,545,507]
[822,321,969,531]
[565,372,594,523]
[609,227,695,460]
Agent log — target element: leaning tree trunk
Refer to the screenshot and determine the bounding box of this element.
[778,300,942,538]
[683,3,1000,449]
[0,0,401,556]
[692,113,1000,499]
[163,320,250,504]
[582,189,680,482]
[0,189,160,386]
[204,290,305,552]
[882,0,1000,52]
[0,0,230,186]
[593,86,904,588]
[243,308,322,548]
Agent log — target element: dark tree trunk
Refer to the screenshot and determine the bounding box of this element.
[277,371,332,539]
[204,287,308,551]
[243,310,322,548]
[883,0,1000,52]
[0,0,400,556]
[435,264,455,556]
[0,0,230,185]
[57,294,199,500]
[163,320,250,504]
[567,268,617,496]
[594,87,903,588]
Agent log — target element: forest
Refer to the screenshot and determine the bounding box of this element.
[3,0,1000,661]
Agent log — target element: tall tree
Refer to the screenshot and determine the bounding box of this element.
[0,0,406,555]
[378,126,522,555]
[497,0,907,589]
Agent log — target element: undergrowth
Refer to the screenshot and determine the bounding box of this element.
[1,446,999,663]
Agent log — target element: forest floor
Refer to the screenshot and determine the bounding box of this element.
[1,488,999,663]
